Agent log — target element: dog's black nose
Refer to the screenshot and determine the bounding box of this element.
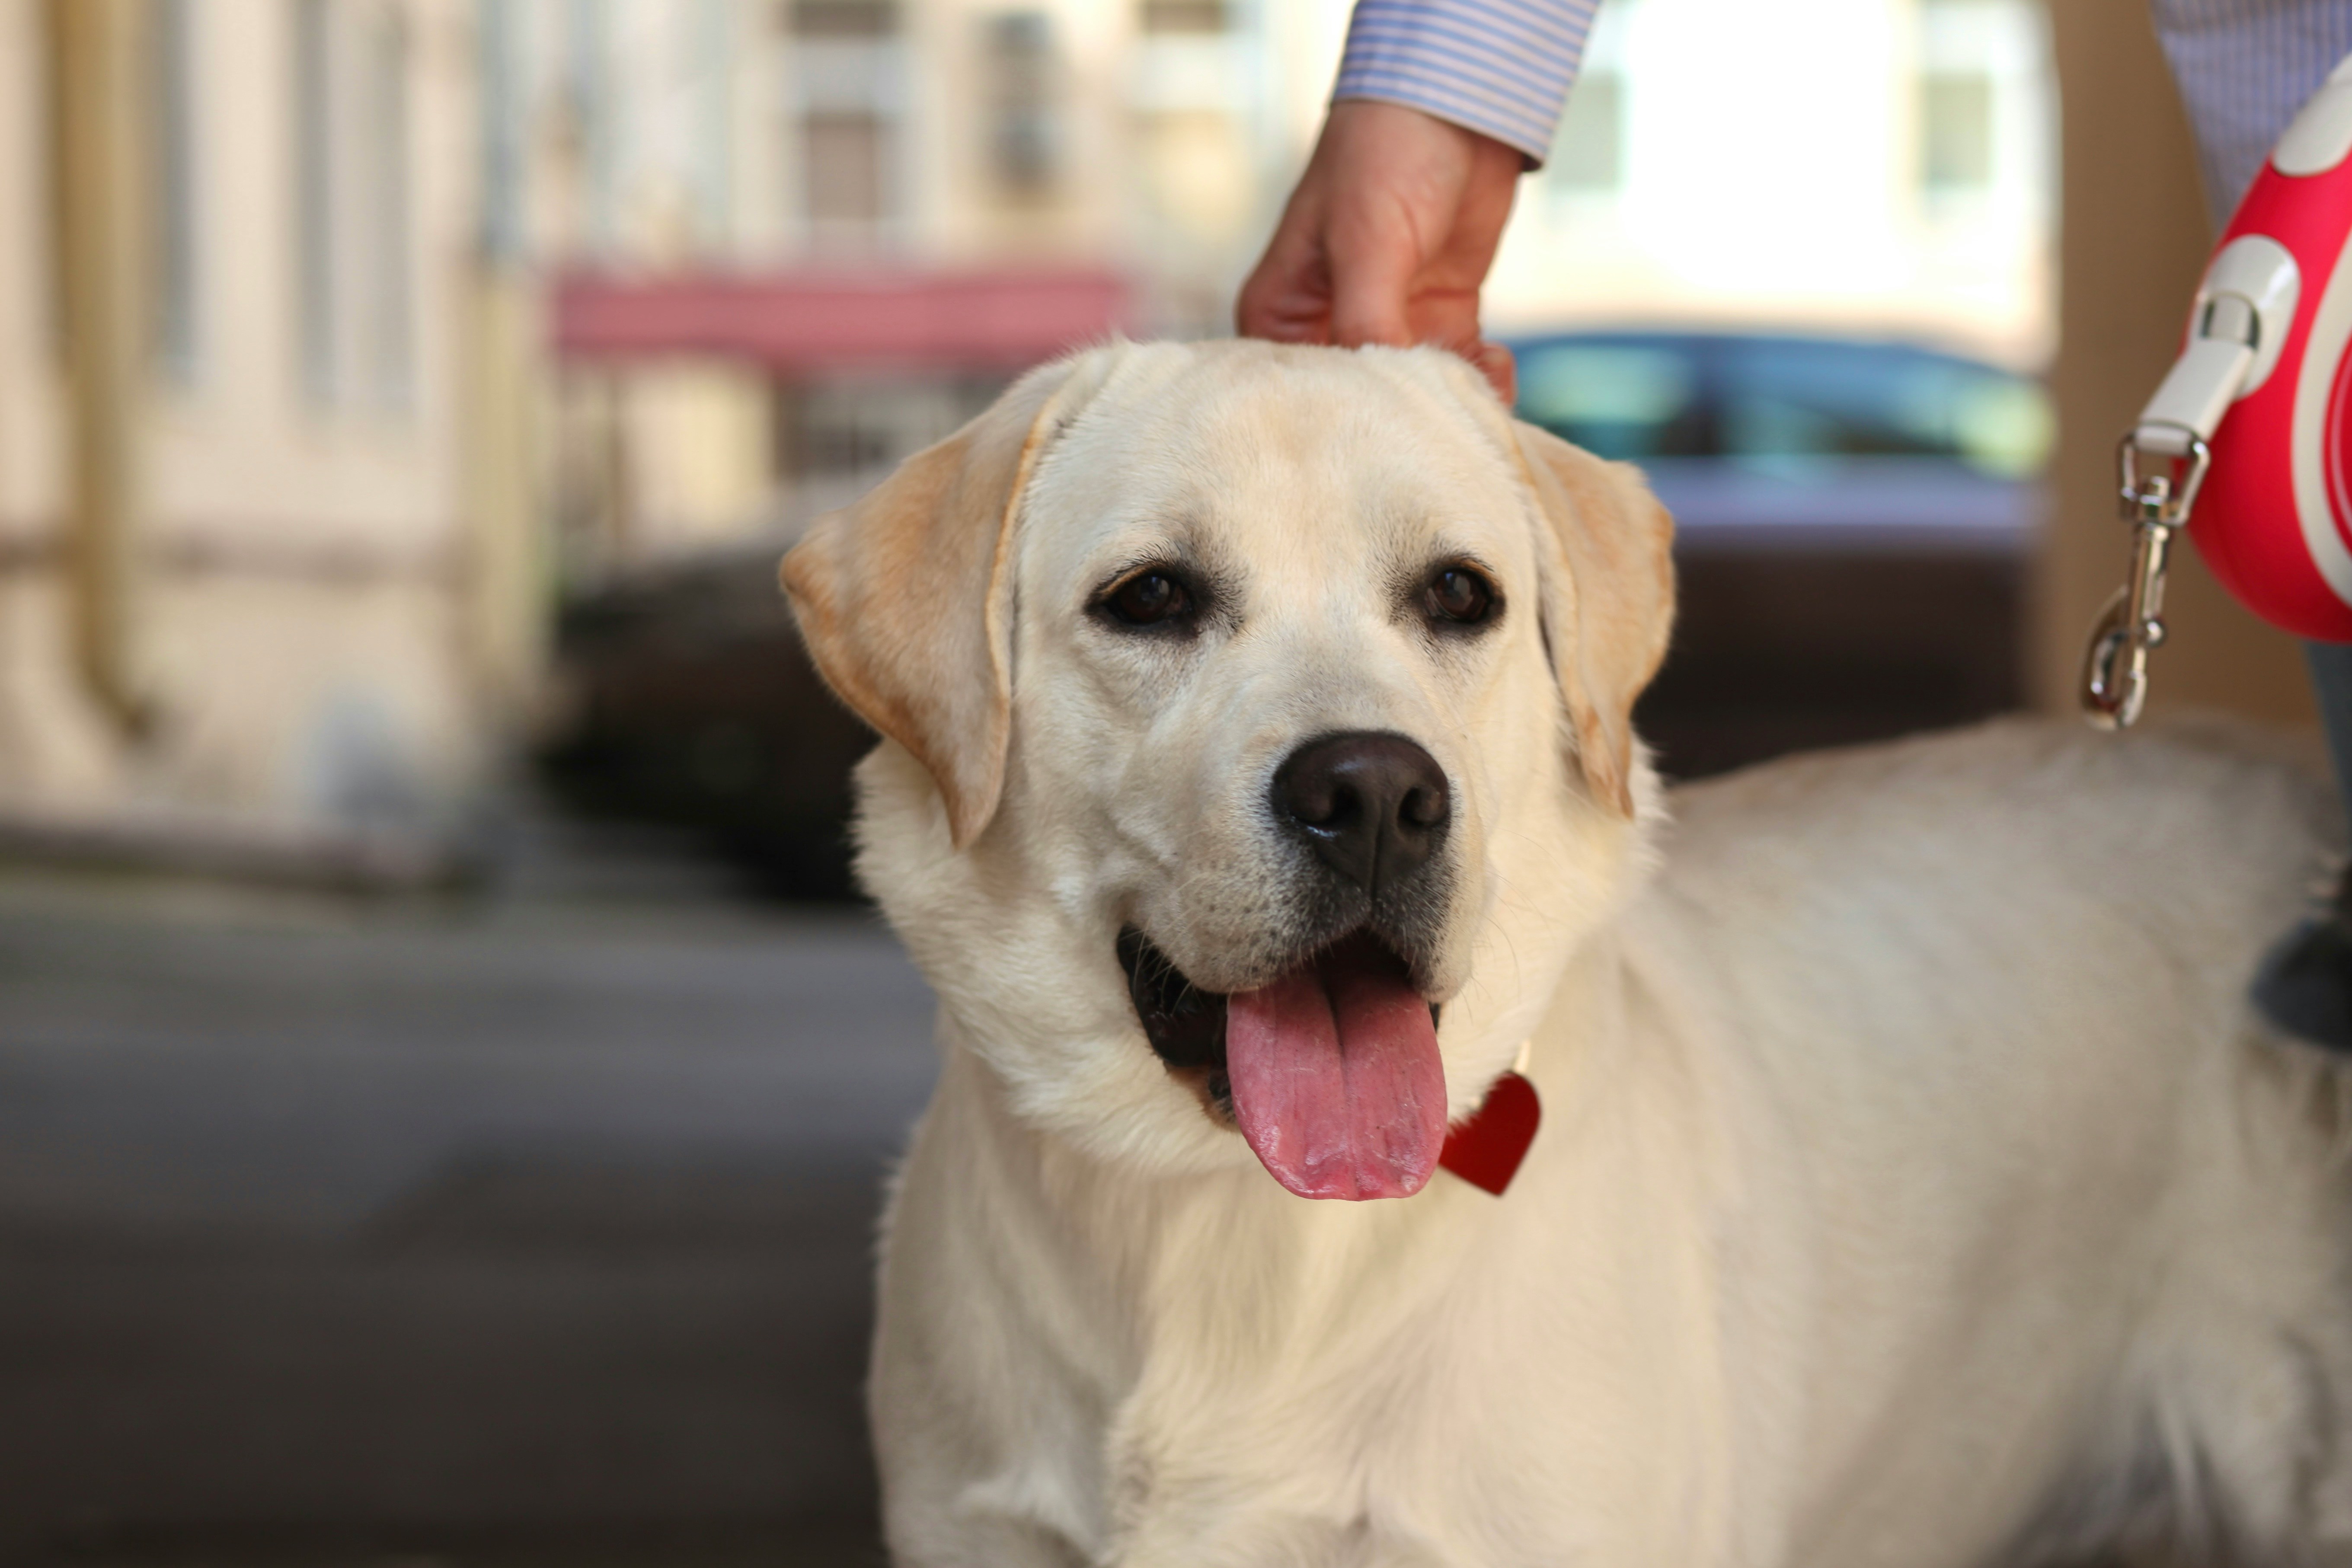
[1272,731,1451,896]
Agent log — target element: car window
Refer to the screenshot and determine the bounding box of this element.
[1513,342,1710,461]
[1946,373,2052,477]
[1716,339,2050,477]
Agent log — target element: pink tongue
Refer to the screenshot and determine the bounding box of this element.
[1224,936,1448,1200]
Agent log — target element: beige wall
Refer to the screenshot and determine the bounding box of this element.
[146,0,465,552]
[0,0,538,843]
[2034,0,2314,729]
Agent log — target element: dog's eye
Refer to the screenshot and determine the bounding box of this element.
[1425,566,1496,626]
[1105,570,1192,627]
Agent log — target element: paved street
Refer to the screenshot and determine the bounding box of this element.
[0,828,938,1566]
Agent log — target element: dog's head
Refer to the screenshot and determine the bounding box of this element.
[783,342,1671,1199]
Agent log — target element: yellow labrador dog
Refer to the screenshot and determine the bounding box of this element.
[783,340,2352,1568]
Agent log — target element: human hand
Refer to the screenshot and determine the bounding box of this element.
[1236,100,1524,402]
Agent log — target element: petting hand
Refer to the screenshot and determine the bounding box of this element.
[1236,100,1525,403]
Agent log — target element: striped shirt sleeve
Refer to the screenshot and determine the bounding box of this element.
[2149,0,2352,224]
[1331,0,1600,167]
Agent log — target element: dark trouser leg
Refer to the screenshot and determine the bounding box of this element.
[2252,642,2352,1049]
[2309,642,2352,798]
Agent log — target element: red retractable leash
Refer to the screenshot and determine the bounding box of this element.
[2083,53,2352,726]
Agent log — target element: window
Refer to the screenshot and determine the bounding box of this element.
[1515,341,1706,461]
[803,112,886,227]
[1545,0,1630,198]
[791,0,896,36]
[1548,73,1623,192]
[294,0,334,399]
[561,0,615,255]
[1513,335,2052,477]
[1141,0,1227,33]
[1915,0,2044,204]
[357,7,413,408]
[150,0,199,383]
[791,0,902,247]
[1715,337,2050,476]
[987,11,1057,194]
[1921,73,1993,193]
[477,0,525,262]
[777,380,996,517]
[292,0,414,410]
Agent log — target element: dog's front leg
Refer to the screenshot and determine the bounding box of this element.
[876,1387,1109,1567]
[872,1070,1133,1568]
[883,1492,1096,1568]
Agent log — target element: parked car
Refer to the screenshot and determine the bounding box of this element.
[1508,329,2051,778]
[540,545,875,900]
[540,332,2053,900]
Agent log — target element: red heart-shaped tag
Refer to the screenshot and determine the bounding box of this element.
[1438,1070,1541,1196]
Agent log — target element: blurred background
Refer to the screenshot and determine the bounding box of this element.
[0,0,2315,1562]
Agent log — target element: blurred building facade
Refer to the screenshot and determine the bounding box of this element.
[0,0,542,862]
[538,0,2052,581]
[0,0,2054,853]
[520,0,1349,573]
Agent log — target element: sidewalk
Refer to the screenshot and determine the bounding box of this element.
[0,816,934,1565]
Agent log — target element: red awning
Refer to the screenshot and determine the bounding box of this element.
[553,267,1134,375]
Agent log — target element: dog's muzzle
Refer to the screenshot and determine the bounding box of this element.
[1112,730,1461,1201]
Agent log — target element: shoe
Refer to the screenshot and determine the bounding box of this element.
[2254,866,2352,1053]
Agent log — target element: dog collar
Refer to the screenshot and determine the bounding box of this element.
[1438,1044,1541,1196]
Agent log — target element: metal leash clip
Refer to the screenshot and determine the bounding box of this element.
[2080,427,2210,730]
[2078,271,2269,729]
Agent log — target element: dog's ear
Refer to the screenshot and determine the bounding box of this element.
[780,352,1109,849]
[1512,422,1676,818]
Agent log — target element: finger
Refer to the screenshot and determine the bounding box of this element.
[1322,168,1429,348]
[1403,284,1486,358]
[1326,226,1420,350]
[1237,249,1335,344]
[1396,285,1502,399]
[1237,187,1337,342]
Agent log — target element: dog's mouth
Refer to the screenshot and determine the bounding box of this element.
[1118,928,1448,1201]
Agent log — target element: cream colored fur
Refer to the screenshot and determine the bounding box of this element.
[783,340,2352,1568]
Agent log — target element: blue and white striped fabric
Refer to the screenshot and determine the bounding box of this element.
[1330,0,1600,166]
[1331,0,2352,205]
[2150,0,2352,223]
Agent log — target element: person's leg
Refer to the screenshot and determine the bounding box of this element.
[2250,641,2352,1049]
[2307,642,2352,791]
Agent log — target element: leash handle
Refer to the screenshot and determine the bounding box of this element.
[2078,50,2352,726]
